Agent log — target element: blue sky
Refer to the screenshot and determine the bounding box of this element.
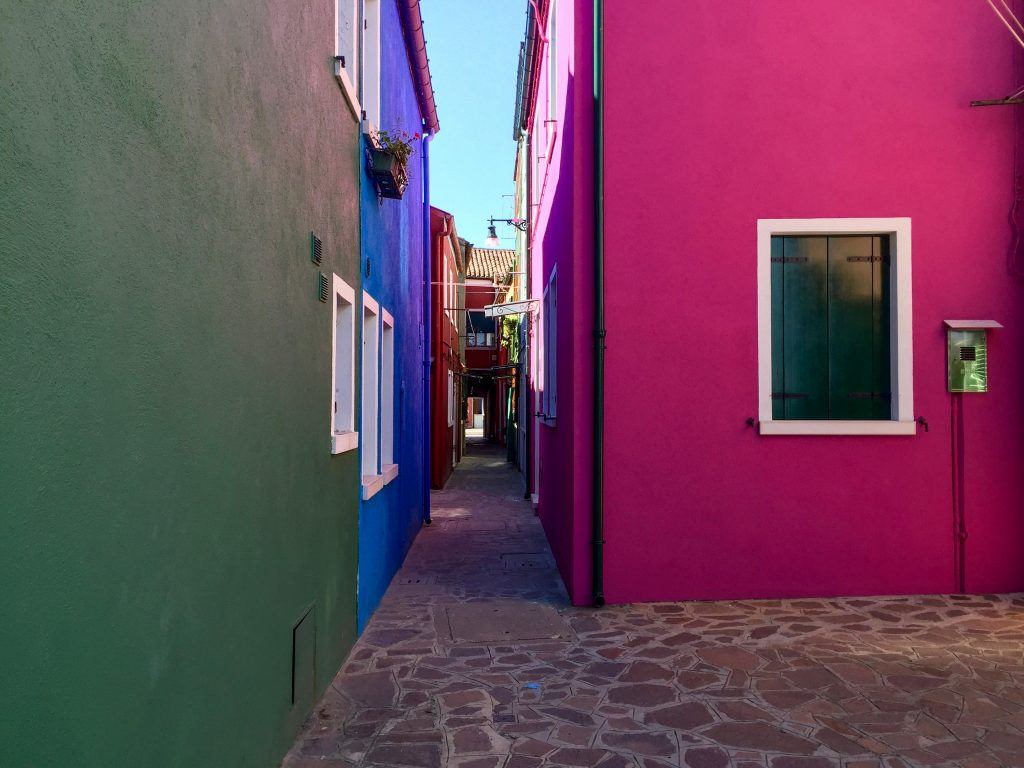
[420,0,527,247]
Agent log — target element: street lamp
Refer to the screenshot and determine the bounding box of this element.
[484,216,528,247]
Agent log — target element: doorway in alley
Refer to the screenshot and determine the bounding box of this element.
[466,396,484,436]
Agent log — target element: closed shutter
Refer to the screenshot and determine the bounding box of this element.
[771,235,890,421]
[772,236,828,419]
[828,236,891,419]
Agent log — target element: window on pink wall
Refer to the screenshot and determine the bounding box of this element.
[547,0,557,121]
[542,268,557,421]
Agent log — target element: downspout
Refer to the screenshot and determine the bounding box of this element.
[422,131,433,524]
[591,0,606,607]
[951,393,967,592]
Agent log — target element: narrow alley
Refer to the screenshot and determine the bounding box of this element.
[10,3,1024,767]
[285,444,1024,768]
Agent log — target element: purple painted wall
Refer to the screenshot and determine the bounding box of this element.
[533,1,1024,605]
[527,0,595,604]
[600,1,1024,602]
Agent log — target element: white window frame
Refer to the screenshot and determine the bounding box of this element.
[446,261,457,323]
[362,0,382,130]
[541,267,557,423]
[330,275,359,454]
[447,370,455,427]
[334,0,361,120]
[361,291,382,498]
[445,262,451,321]
[543,0,559,163]
[380,309,397,484]
[756,217,914,436]
[547,0,557,122]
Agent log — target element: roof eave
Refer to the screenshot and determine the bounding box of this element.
[397,0,441,134]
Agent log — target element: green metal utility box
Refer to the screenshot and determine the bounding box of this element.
[944,320,1002,393]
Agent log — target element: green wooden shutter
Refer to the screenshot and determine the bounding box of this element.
[827,236,891,419]
[771,237,785,420]
[771,235,890,421]
[870,236,892,419]
[771,236,828,420]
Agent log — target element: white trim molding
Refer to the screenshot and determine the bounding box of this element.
[380,309,395,468]
[334,0,361,120]
[334,65,361,121]
[756,217,914,436]
[330,274,359,454]
[362,0,382,128]
[760,420,916,436]
[361,291,381,476]
[332,431,359,454]
[361,474,384,500]
[381,463,399,484]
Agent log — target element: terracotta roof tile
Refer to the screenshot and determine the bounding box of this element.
[466,247,517,282]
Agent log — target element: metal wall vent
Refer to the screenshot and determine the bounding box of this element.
[318,271,329,303]
[960,346,977,361]
[311,232,323,265]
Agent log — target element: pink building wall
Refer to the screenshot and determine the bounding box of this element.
[598,1,1024,603]
[530,0,1024,606]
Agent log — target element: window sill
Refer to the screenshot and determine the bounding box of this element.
[759,420,917,436]
[361,474,384,500]
[362,120,379,145]
[331,431,359,454]
[382,463,399,485]
[333,63,361,121]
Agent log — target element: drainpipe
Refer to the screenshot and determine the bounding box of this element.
[591,0,606,607]
[422,131,433,524]
[951,393,967,592]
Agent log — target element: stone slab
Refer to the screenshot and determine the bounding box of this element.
[443,602,571,642]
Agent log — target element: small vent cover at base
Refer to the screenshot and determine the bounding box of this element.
[311,232,323,265]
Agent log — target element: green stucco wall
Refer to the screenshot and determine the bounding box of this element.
[0,1,362,766]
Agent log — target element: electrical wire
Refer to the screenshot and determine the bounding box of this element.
[984,0,1024,279]
[999,0,1024,37]
[987,0,1024,49]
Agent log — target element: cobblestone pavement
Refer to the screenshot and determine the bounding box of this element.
[284,442,1024,768]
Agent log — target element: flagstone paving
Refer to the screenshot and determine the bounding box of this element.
[283,442,1024,768]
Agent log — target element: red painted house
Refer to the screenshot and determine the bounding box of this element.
[464,247,516,444]
[516,0,1024,606]
[429,207,464,489]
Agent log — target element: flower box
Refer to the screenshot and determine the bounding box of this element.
[367,146,409,200]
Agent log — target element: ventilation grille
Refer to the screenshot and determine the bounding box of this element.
[960,346,977,361]
[311,233,323,265]
[318,272,329,303]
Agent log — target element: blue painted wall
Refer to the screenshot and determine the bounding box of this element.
[358,0,428,630]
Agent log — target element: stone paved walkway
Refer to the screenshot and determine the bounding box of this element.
[284,441,1024,768]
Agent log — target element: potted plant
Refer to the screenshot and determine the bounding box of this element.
[367,128,418,199]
